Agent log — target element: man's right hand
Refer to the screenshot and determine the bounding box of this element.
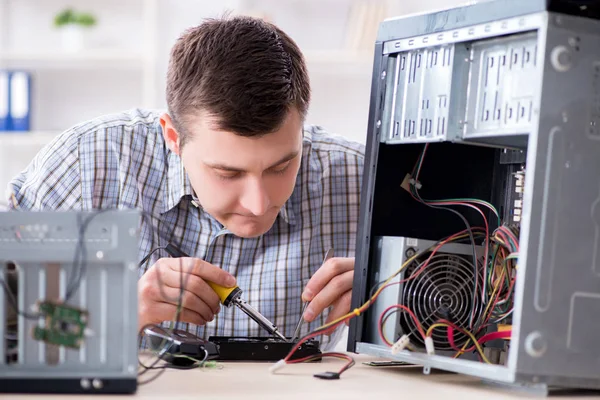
[137,257,236,331]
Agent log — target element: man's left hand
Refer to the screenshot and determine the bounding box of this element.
[302,257,354,325]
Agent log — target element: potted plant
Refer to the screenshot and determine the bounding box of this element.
[54,8,97,52]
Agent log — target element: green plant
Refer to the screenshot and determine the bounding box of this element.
[54,8,97,28]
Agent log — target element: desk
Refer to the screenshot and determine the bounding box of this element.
[3,355,600,400]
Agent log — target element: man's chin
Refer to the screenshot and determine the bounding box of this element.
[227,224,270,238]
[224,215,277,238]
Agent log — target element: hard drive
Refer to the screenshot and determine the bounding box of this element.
[208,336,321,362]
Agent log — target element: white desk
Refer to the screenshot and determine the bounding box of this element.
[3,355,599,400]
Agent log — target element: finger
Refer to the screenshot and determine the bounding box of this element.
[302,257,354,302]
[165,258,237,288]
[158,269,221,314]
[325,290,353,325]
[304,270,353,322]
[158,286,217,323]
[145,302,207,327]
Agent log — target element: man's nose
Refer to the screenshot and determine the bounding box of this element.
[240,178,270,216]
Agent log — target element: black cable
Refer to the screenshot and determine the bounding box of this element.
[410,145,482,330]
[288,230,485,370]
[66,209,113,301]
[139,246,167,268]
[3,205,190,386]
[366,229,486,303]
[137,253,190,383]
[138,349,209,386]
[66,208,160,301]
[137,366,167,385]
[414,194,480,329]
[137,324,172,378]
[135,218,188,381]
[0,273,39,320]
[1,208,122,320]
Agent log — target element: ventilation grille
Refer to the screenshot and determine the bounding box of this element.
[400,252,482,350]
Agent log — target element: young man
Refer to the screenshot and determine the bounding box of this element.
[8,16,364,346]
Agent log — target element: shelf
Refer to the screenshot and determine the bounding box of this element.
[0,131,61,147]
[0,50,145,69]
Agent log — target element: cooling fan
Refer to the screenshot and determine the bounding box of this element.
[400,250,484,351]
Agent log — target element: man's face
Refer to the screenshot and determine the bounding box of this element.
[161,110,303,238]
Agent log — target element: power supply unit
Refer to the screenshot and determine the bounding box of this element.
[348,0,600,394]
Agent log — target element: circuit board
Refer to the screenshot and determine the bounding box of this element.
[32,301,88,348]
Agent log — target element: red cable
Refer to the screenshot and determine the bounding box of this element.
[379,304,426,342]
[446,325,512,353]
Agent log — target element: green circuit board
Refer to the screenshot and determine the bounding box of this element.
[32,301,88,348]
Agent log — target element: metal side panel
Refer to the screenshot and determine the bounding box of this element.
[510,13,600,386]
[347,42,386,352]
[0,210,139,382]
[356,342,516,383]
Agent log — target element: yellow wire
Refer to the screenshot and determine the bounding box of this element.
[493,236,508,248]
[426,323,491,364]
[314,233,481,332]
[315,248,424,331]
[482,269,504,319]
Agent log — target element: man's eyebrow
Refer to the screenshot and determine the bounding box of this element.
[205,151,300,172]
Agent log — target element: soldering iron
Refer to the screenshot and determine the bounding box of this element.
[164,243,287,342]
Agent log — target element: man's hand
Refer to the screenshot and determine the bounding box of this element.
[138,257,236,331]
[302,257,354,325]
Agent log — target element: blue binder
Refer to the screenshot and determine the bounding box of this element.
[9,71,31,131]
[0,70,10,131]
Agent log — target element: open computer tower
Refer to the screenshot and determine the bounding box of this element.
[348,0,600,393]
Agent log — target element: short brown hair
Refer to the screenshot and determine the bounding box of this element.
[166,15,310,144]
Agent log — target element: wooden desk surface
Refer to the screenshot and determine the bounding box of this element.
[3,355,600,400]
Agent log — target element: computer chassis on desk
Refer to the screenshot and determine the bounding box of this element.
[0,210,140,394]
[347,0,600,395]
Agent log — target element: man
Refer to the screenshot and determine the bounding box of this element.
[8,16,364,347]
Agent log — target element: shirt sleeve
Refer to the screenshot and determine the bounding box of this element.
[7,130,83,211]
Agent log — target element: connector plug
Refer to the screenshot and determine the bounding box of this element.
[400,173,422,192]
[269,359,287,374]
[391,334,410,355]
[425,336,435,355]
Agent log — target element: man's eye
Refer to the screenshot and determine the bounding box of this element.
[217,172,240,180]
[270,163,290,175]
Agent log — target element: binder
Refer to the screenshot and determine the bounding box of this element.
[0,70,10,131]
[9,71,31,131]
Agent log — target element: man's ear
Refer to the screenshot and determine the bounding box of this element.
[160,113,181,155]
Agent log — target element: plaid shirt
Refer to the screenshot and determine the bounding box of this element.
[7,108,365,347]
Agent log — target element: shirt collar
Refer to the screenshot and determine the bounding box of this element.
[161,150,299,226]
[161,150,192,214]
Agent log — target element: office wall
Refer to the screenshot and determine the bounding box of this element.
[0,0,468,197]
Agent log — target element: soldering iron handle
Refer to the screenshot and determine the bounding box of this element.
[207,282,241,307]
[164,243,241,306]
